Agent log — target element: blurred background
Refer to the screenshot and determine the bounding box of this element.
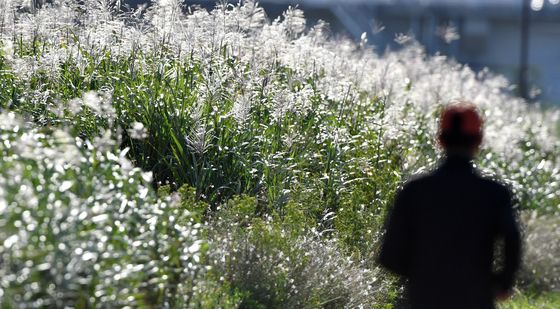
[126,0,560,105]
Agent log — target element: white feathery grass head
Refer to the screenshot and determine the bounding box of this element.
[128,122,148,140]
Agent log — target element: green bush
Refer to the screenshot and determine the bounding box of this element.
[207,195,389,308]
[0,113,213,307]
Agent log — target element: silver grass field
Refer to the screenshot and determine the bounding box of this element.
[0,0,558,307]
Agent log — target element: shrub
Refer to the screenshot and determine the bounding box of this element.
[0,112,211,307]
[518,212,560,292]
[207,196,389,308]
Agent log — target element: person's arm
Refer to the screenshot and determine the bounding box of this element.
[378,185,413,277]
[494,188,522,296]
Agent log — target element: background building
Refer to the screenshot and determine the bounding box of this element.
[128,0,560,105]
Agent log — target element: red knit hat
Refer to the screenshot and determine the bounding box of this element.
[438,103,483,149]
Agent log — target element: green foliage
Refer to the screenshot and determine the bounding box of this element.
[177,185,212,222]
[0,114,215,307]
[499,291,560,309]
[207,196,384,308]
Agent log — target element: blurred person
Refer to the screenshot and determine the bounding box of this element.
[378,102,521,309]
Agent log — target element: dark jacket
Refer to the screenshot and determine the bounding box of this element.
[378,155,521,309]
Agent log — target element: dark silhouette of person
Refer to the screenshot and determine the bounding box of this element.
[378,102,521,309]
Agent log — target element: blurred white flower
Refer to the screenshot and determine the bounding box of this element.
[83,91,102,113]
[532,0,545,11]
[283,6,306,36]
[437,23,460,44]
[66,98,83,114]
[231,94,252,124]
[3,235,18,249]
[128,122,148,140]
[186,123,212,154]
[1,39,14,59]
[0,112,21,130]
[394,33,413,45]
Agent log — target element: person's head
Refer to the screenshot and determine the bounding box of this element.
[437,102,483,157]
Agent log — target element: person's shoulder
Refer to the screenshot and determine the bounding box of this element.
[476,172,512,198]
[400,170,435,191]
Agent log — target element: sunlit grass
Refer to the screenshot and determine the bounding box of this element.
[500,291,560,309]
[0,0,558,307]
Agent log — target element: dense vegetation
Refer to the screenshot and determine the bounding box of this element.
[0,0,558,307]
